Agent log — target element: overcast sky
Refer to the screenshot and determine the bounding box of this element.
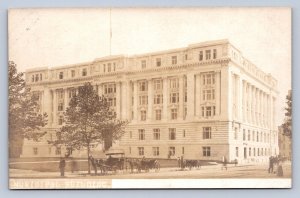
[8,8,291,125]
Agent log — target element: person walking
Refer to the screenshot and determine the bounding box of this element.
[221,156,228,170]
[268,156,274,173]
[59,157,66,177]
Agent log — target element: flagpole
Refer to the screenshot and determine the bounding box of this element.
[109,8,112,56]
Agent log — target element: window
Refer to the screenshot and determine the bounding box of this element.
[69,88,76,98]
[185,54,188,60]
[203,127,212,139]
[35,74,39,82]
[213,49,217,59]
[205,50,211,60]
[104,84,116,94]
[171,56,177,65]
[32,75,34,82]
[58,103,64,111]
[57,89,64,99]
[199,51,203,61]
[183,130,186,137]
[154,94,163,104]
[171,108,178,120]
[249,148,252,157]
[202,73,215,85]
[169,128,176,140]
[140,110,147,121]
[139,81,147,92]
[108,63,111,72]
[129,147,131,154]
[201,106,216,117]
[182,147,185,154]
[234,127,238,140]
[248,130,251,141]
[153,129,160,140]
[155,109,162,120]
[153,147,159,156]
[243,129,246,141]
[107,98,116,107]
[113,63,116,71]
[141,60,147,69]
[58,116,63,125]
[257,131,259,142]
[139,95,148,105]
[153,79,162,90]
[184,92,187,102]
[170,78,179,89]
[33,147,38,155]
[156,58,161,67]
[40,74,42,81]
[138,147,144,156]
[252,131,255,141]
[170,93,179,103]
[203,147,211,157]
[203,89,215,100]
[59,72,64,79]
[169,147,175,156]
[71,70,75,77]
[253,148,256,156]
[184,107,187,119]
[138,129,145,140]
[103,64,106,72]
[236,147,239,157]
[82,68,87,76]
[56,147,61,155]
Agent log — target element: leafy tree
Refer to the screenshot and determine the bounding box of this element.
[9,61,48,158]
[50,82,127,174]
[281,91,292,138]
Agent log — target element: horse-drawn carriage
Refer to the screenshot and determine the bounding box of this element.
[89,151,125,175]
[89,151,160,175]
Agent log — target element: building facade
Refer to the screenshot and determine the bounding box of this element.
[22,39,279,164]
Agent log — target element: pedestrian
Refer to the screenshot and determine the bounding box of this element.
[221,156,227,170]
[277,161,284,177]
[59,157,66,177]
[234,159,238,167]
[180,155,184,170]
[71,158,78,173]
[268,156,274,173]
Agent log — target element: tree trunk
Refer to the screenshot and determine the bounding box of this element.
[87,145,91,175]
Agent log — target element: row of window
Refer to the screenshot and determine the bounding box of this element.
[132,127,212,140]
[139,49,218,70]
[236,147,270,158]
[31,73,43,82]
[132,146,211,157]
[233,128,273,143]
[33,147,61,155]
[58,68,87,80]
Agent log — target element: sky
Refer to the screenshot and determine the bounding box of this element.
[8,8,291,126]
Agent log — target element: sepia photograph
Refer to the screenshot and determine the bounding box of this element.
[8,7,292,189]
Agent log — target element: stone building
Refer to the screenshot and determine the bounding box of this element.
[22,39,278,164]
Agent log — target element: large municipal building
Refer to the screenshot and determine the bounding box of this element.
[22,39,279,164]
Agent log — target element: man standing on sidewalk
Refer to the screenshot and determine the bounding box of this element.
[59,157,66,177]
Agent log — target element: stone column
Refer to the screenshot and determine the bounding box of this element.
[98,83,103,96]
[215,71,221,116]
[242,80,246,122]
[186,73,195,120]
[64,88,68,110]
[178,75,184,119]
[121,81,128,120]
[126,81,133,121]
[52,89,57,126]
[238,76,243,121]
[133,80,138,121]
[147,79,153,121]
[195,74,201,118]
[162,77,168,120]
[116,81,121,119]
[43,87,52,127]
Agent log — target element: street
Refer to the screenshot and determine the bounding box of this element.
[9,161,291,179]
